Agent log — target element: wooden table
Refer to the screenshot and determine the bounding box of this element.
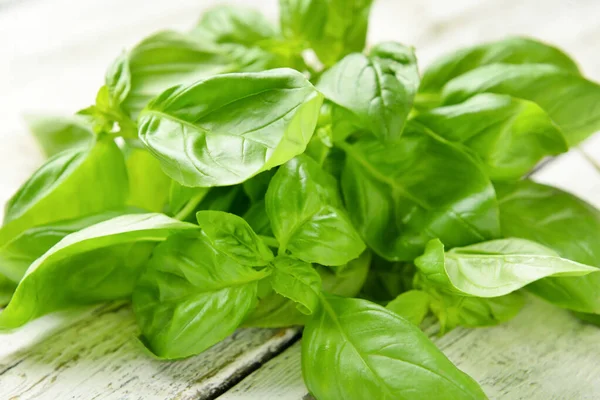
[1,0,599,398]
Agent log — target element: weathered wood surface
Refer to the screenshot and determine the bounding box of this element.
[1,0,599,399]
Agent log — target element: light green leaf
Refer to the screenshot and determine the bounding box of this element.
[266,155,365,266]
[496,180,600,313]
[133,231,267,359]
[386,290,431,326]
[0,275,15,307]
[138,68,323,187]
[441,63,600,146]
[105,51,131,109]
[341,122,499,261]
[415,93,568,180]
[0,138,128,244]
[24,114,95,157]
[415,238,597,298]
[0,213,196,329]
[167,180,210,220]
[270,256,321,314]
[126,147,171,212]
[196,210,273,266]
[302,295,487,400]
[318,42,419,141]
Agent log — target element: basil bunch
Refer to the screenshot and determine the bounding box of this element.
[2,1,600,398]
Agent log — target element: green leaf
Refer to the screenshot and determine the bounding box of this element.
[167,180,210,219]
[0,138,129,244]
[133,231,268,359]
[125,147,171,212]
[24,114,95,158]
[279,0,374,66]
[138,68,323,187]
[0,275,15,307]
[266,155,365,266]
[302,295,487,400]
[341,122,499,261]
[195,210,273,266]
[360,256,415,303]
[415,238,597,298]
[386,290,431,326]
[420,37,580,97]
[244,250,370,328]
[317,42,419,141]
[496,180,600,313]
[415,93,568,180]
[573,312,600,327]
[0,214,196,329]
[0,208,139,283]
[242,200,273,236]
[270,256,321,314]
[242,170,275,204]
[441,63,600,146]
[105,51,131,109]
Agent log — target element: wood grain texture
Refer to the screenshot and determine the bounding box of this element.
[0,0,599,399]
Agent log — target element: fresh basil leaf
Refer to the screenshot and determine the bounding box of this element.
[0,208,139,283]
[386,290,431,326]
[573,312,600,327]
[126,147,171,212]
[266,155,365,266]
[425,287,524,333]
[441,63,600,146]
[133,231,268,359]
[415,238,597,298]
[341,122,499,261]
[0,214,196,329]
[0,138,128,244]
[302,294,487,400]
[105,51,131,109]
[270,256,321,314]
[415,93,568,180]
[318,42,419,141]
[167,180,210,219]
[242,170,275,204]
[280,0,374,66]
[496,180,600,313]
[24,114,95,157]
[195,210,273,266]
[360,256,415,303]
[244,250,370,327]
[243,200,273,236]
[0,275,15,307]
[138,68,323,187]
[420,37,580,97]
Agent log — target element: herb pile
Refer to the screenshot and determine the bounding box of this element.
[2,1,600,398]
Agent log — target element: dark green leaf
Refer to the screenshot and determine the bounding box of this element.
[167,180,210,219]
[242,200,273,236]
[415,93,568,180]
[318,42,419,141]
[24,114,95,158]
[360,256,415,303]
[0,214,196,329]
[270,256,321,314]
[0,138,129,244]
[138,68,323,187]
[133,231,267,359]
[386,290,431,326]
[441,63,600,146]
[496,180,600,313]
[266,155,365,265]
[415,238,597,297]
[242,170,275,204]
[302,295,487,400]
[0,275,15,307]
[341,122,499,261]
[196,210,273,266]
[420,37,580,97]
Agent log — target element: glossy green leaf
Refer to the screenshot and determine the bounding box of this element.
[126,147,171,212]
[279,0,374,66]
[133,231,267,359]
[317,42,419,141]
[415,238,597,298]
[341,122,499,261]
[195,210,273,266]
[138,68,323,187]
[266,155,365,266]
[24,114,95,157]
[420,37,580,97]
[496,180,600,313]
[415,93,568,180]
[105,51,131,109]
[0,138,128,244]
[0,214,196,329]
[244,250,370,327]
[441,63,600,146]
[270,256,321,314]
[386,290,431,326]
[302,295,487,400]
[0,208,138,283]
